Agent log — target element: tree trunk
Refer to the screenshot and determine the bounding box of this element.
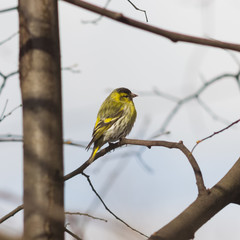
[18,1,64,239]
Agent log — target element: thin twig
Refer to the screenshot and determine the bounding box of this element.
[0,32,18,46]
[63,0,240,52]
[126,0,148,22]
[225,50,240,67]
[0,104,22,122]
[0,204,23,224]
[0,6,18,14]
[65,211,107,222]
[81,155,133,235]
[82,0,112,24]
[191,118,240,152]
[61,64,81,73]
[0,134,23,143]
[197,98,230,125]
[0,99,8,120]
[64,226,83,240]
[147,72,238,134]
[0,136,87,148]
[64,140,86,148]
[81,172,149,238]
[0,70,19,95]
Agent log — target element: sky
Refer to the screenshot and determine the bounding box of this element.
[1,0,240,239]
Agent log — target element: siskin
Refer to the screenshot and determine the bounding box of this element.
[86,87,137,163]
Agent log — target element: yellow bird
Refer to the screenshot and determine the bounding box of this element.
[86,88,137,163]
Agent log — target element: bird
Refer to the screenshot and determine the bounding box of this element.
[86,87,137,163]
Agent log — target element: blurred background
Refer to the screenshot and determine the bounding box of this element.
[1,0,240,239]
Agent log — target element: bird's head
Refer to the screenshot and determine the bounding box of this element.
[111,87,138,103]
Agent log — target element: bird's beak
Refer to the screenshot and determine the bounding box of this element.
[131,93,138,98]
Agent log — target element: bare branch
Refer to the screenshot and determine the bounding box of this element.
[0,136,87,148]
[0,100,8,120]
[197,98,230,125]
[4,156,240,240]
[149,157,240,240]
[0,204,23,224]
[0,104,22,122]
[0,205,106,226]
[82,0,148,24]
[61,64,81,73]
[64,138,207,196]
[64,226,83,240]
[63,0,240,52]
[0,70,19,95]
[146,72,239,134]
[225,50,240,68]
[64,140,86,148]
[81,172,149,238]
[0,136,85,148]
[82,0,112,24]
[0,32,18,46]
[65,211,107,222]
[192,118,240,152]
[0,134,23,143]
[0,134,205,196]
[126,0,148,22]
[0,6,18,14]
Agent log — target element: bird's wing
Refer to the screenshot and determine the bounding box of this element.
[86,99,125,150]
[92,108,124,141]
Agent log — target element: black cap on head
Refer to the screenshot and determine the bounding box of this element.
[116,87,138,98]
[116,87,132,95]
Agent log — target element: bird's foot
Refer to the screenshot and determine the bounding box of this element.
[119,137,126,144]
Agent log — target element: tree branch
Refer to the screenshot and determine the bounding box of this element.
[0,103,22,122]
[3,149,240,240]
[0,6,18,14]
[197,98,229,125]
[64,138,207,196]
[0,32,18,46]
[0,70,19,95]
[65,211,107,222]
[63,0,240,52]
[1,134,205,195]
[64,227,83,240]
[0,204,23,224]
[192,118,240,152]
[61,64,81,73]
[0,100,8,121]
[126,0,148,22]
[149,157,240,240]
[141,72,238,134]
[81,172,149,238]
[81,0,112,24]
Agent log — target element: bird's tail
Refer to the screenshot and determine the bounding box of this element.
[88,145,100,163]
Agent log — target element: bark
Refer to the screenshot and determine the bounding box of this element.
[149,158,240,240]
[0,233,20,240]
[18,1,64,240]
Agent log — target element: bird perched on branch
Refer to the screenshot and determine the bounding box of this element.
[86,87,137,163]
